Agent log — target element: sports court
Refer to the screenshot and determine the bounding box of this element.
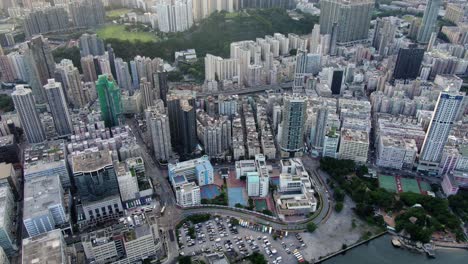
[270,177,280,187]
[378,175,398,192]
[378,174,430,194]
[254,199,267,211]
[228,187,247,207]
[200,184,221,199]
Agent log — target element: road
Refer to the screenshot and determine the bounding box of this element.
[196,82,293,98]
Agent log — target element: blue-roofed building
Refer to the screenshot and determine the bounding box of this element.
[168,155,214,186]
[247,172,260,196]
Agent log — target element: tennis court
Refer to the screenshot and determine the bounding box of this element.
[200,185,221,199]
[419,180,431,192]
[228,187,247,207]
[401,178,420,193]
[254,199,267,211]
[378,175,398,192]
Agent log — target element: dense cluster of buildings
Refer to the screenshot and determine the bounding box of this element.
[2,0,468,262]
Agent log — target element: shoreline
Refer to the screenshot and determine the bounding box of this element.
[316,231,388,263]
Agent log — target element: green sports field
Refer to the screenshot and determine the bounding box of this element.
[378,175,397,192]
[96,24,157,43]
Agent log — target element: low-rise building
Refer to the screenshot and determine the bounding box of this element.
[81,214,160,264]
[168,156,214,186]
[377,136,417,169]
[24,139,71,188]
[0,185,16,256]
[23,174,71,237]
[338,129,369,163]
[275,159,317,220]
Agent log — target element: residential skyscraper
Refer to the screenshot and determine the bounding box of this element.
[393,45,424,80]
[373,17,397,56]
[69,0,105,28]
[293,49,309,92]
[156,0,194,33]
[0,185,17,256]
[79,33,105,56]
[96,74,122,128]
[23,7,69,38]
[27,35,56,86]
[418,92,465,174]
[319,0,374,45]
[80,55,98,82]
[0,56,16,82]
[44,79,72,137]
[54,59,87,108]
[141,78,155,110]
[146,105,172,162]
[115,58,132,91]
[11,85,46,143]
[417,0,442,43]
[279,95,307,157]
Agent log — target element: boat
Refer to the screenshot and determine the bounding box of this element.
[392,238,402,247]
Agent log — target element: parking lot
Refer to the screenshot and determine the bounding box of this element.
[178,216,307,263]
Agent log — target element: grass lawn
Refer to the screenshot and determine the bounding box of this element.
[96,24,157,42]
[106,8,132,18]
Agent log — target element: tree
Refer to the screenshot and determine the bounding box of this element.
[178,256,192,264]
[230,218,240,226]
[247,252,267,264]
[167,71,184,82]
[262,209,273,216]
[52,46,82,72]
[333,188,345,202]
[306,222,317,233]
[0,94,14,113]
[335,202,344,213]
[188,227,195,239]
[356,165,368,177]
[289,48,297,56]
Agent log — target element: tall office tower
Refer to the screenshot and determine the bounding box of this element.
[72,149,123,225]
[146,106,172,162]
[27,35,55,86]
[114,58,132,91]
[156,0,194,33]
[72,149,119,202]
[392,45,425,80]
[11,85,45,143]
[96,75,122,128]
[54,59,86,108]
[279,95,307,157]
[328,68,344,95]
[141,78,155,110]
[417,0,442,44]
[373,17,397,56]
[69,0,105,28]
[319,0,374,45]
[23,7,69,38]
[80,55,98,82]
[79,33,105,56]
[0,56,16,82]
[0,185,17,256]
[167,93,197,155]
[43,79,72,136]
[418,92,465,174]
[293,49,310,92]
[106,44,117,80]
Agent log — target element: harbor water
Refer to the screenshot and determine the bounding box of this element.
[322,235,468,264]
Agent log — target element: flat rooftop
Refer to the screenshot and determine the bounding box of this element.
[0,134,14,146]
[23,175,62,219]
[22,229,65,264]
[72,148,113,173]
[24,140,66,171]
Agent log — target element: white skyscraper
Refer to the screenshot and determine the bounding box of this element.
[156,0,193,33]
[115,58,132,91]
[418,92,465,174]
[11,85,46,143]
[44,79,72,136]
